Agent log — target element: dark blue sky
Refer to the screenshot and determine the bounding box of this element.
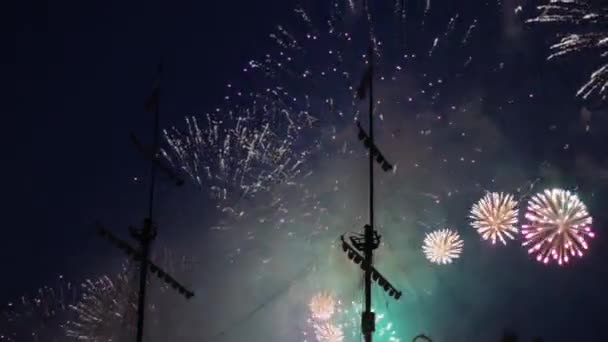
[6,0,608,341]
[6,0,295,298]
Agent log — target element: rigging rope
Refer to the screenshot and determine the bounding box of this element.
[208,256,318,341]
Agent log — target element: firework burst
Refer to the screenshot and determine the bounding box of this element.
[522,188,594,265]
[1,276,78,342]
[309,291,336,321]
[65,266,138,341]
[528,0,608,102]
[470,192,519,245]
[165,0,489,337]
[66,250,195,341]
[162,94,312,211]
[422,229,464,265]
[164,0,485,244]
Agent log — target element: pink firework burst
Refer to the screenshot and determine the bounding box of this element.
[522,188,595,266]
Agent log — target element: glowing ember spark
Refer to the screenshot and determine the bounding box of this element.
[470,192,519,245]
[309,292,336,321]
[522,188,594,265]
[422,229,464,264]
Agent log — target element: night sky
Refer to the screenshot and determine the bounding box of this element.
[6,0,608,341]
[7,0,290,292]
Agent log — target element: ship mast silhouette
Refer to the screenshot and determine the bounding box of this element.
[96,64,194,342]
[340,45,402,342]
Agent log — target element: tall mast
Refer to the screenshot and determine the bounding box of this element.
[363,44,375,342]
[135,63,162,342]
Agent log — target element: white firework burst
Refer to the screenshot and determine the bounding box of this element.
[65,252,194,341]
[422,229,464,265]
[65,270,138,341]
[522,188,595,266]
[162,101,310,209]
[470,192,519,245]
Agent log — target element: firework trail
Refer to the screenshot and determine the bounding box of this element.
[0,275,78,342]
[522,188,594,266]
[528,0,608,102]
[422,229,464,265]
[469,192,519,245]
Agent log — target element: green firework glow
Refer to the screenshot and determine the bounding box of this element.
[336,300,401,342]
[308,290,407,342]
